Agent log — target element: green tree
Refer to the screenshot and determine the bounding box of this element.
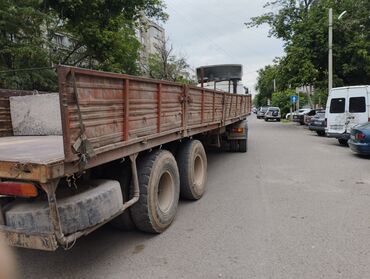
[44,0,168,74]
[146,38,194,83]
[254,64,277,107]
[0,0,168,90]
[271,89,308,117]
[247,0,370,91]
[0,0,57,90]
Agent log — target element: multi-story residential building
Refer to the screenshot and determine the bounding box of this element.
[137,18,166,73]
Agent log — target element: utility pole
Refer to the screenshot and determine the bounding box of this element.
[328,8,333,93]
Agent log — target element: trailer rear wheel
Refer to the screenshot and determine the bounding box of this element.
[177,140,207,200]
[131,150,180,233]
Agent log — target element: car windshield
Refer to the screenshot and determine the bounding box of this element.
[315,112,325,118]
[261,107,268,112]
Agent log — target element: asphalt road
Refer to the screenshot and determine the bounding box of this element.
[16,116,370,279]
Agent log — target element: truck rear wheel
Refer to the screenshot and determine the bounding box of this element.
[131,150,180,233]
[229,140,239,152]
[238,139,247,153]
[177,140,207,200]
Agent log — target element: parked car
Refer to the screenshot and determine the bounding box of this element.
[287,109,309,119]
[264,107,281,122]
[257,106,269,119]
[252,107,257,114]
[326,85,370,145]
[285,110,297,119]
[348,122,370,155]
[292,108,313,125]
[304,109,325,125]
[308,111,326,136]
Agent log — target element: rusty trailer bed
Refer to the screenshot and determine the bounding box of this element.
[0,66,251,183]
[0,136,64,164]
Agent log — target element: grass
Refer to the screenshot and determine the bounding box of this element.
[280,119,291,124]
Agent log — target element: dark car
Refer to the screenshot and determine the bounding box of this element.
[348,122,370,155]
[257,107,269,119]
[293,109,316,125]
[308,111,326,136]
[304,109,325,125]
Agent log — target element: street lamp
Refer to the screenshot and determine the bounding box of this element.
[328,9,347,93]
[338,11,347,20]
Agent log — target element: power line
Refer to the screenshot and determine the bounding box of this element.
[0,66,56,74]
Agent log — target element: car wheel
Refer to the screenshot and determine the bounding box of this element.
[316,131,325,136]
[338,139,348,146]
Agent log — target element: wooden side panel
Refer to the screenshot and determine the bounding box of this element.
[203,91,214,123]
[214,93,224,122]
[160,84,182,133]
[0,94,12,137]
[188,88,202,126]
[62,71,125,156]
[128,80,157,138]
[58,66,251,163]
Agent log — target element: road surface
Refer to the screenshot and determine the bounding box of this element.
[16,116,370,278]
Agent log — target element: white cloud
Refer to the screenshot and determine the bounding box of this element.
[163,0,284,95]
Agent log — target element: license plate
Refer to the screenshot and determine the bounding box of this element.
[315,121,321,125]
[330,125,344,130]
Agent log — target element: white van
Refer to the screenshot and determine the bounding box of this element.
[326,86,370,144]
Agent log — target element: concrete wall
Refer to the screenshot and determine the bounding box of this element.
[9,93,62,136]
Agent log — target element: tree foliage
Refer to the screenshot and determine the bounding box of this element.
[43,0,167,74]
[249,0,370,107]
[146,38,194,83]
[0,0,57,90]
[0,0,168,90]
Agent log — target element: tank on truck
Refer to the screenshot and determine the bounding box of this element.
[196,64,245,94]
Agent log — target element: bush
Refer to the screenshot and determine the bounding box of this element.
[271,89,308,118]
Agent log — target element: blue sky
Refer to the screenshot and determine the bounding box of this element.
[163,0,284,94]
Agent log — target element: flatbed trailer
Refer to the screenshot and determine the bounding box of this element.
[0,66,251,251]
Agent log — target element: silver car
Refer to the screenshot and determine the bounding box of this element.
[264,107,281,122]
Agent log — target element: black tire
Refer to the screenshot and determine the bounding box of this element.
[316,131,325,136]
[104,162,136,231]
[177,140,207,200]
[229,140,239,152]
[238,139,247,153]
[264,118,268,122]
[131,150,180,233]
[277,118,281,122]
[338,139,348,146]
